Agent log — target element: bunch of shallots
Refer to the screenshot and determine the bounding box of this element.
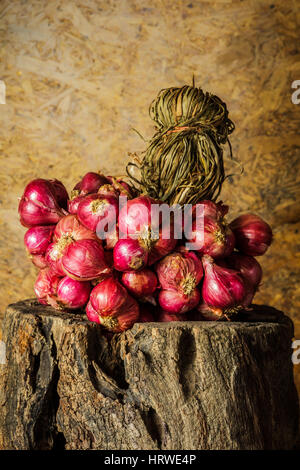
[19,172,272,332]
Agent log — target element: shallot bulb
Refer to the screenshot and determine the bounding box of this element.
[118,196,176,264]
[121,269,158,301]
[201,255,246,310]
[77,193,118,233]
[30,253,48,269]
[24,225,55,255]
[158,288,200,314]
[194,302,229,321]
[98,296,140,332]
[113,238,148,271]
[86,300,100,323]
[62,239,110,281]
[157,311,188,322]
[106,176,135,198]
[49,179,69,210]
[72,172,109,197]
[186,215,235,259]
[105,225,119,249]
[49,276,91,310]
[226,253,262,289]
[19,179,66,227]
[68,194,86,215]
[54,214,97,243]
[230,214,272,256]
[45,242,65,276]
[155,251,203,296]
[90,277,139,332]
[34,268,61,305]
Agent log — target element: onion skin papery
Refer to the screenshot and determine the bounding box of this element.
[54,214,97,243]
[155,251,203,296]
[90,277,139,332]
[230,213,272,256]
[98,297,139,332]
[77,193,118,233]
[50,276,91,310]
[113,238,148,272]
[201,255,246,310]
[34,268,61,305]
[225,252,262,289]
[86,300,100,323]
[72,172,109,196]
[186,215,235,259]
[158,287,200,314]
[62,239,110,281]
[193,302,242,322]
[49,179,69,210]
[30,253,48,269]
[121,269,158,299]
[19,179,66,227]
[24,225,55,255]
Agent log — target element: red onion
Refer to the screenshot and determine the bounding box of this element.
[19,179,66,227]
[113,238,148,271]
[72,172,109,196]
[86,300,100,323]
[34,268,61,305]
[119,196,177,264]
[158,288,200,314]
[147,223,178,265]
[68,194,86,215]
[49,179,69,210]
[24,225,55,255]
[90,277,139,331]
[118,196,158,239]
[50,276,91,310]
[90,277,128,315]
[202,255,246,310]
[157,311,188,322]
[77,193,118,233]
[155,251,203,295]
[226,252,262,288]
[45,242,66,276]
[97,184,120,199]
[62,239,110,281]
[121,269,157,300]
[194,302,227,321]
[186,215,235,258]
[54,214,97,242]
[106,176,135,198]
[30,253,48,269]
[98,296,139,332]
[230,214,272,256]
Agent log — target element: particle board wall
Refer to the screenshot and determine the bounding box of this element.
[0,1,300,391]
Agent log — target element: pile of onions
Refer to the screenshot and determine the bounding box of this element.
[19,174,272,331]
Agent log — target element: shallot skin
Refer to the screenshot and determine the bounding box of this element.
[62,239,110,281]
[24,225,55,255]
[121,269,157,297]
[56,276,91,310]
[113,238,148,272]
[19,179,66,227]
[230,214,272,256]
[158,288,200,314]
[201,255,246,310]
[86,300,100,323]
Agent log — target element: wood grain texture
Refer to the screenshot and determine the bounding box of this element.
[0,1,299,389]
[0,300,298,450]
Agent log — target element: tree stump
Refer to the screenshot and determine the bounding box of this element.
[0,299,298,450]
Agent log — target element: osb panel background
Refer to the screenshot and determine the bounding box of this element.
[1,0,300,394]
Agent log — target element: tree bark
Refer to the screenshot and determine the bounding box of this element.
[0,299,298,450]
